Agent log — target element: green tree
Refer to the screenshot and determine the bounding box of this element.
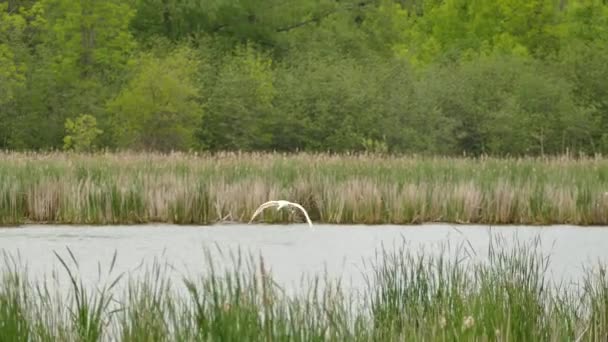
[63,114,103,152]
[0,1,42,148]
[38,0,136,79]
[107,47,202,151]
[422,54,590,155]
[7,0,136,149]
[360,0,412,57]
[398,0,562,66]
[2,0,608,155]
[0,3,26,106]
[557,1,608,153]
[197,44,276,151]
[273,51,446,153]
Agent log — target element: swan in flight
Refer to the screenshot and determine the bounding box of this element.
[249,200,314,228]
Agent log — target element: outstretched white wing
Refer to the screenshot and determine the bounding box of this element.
[249,200,279,223]
[287,202,314,228]
[249,200,314,229]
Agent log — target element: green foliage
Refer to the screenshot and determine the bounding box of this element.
[0,2,42,149]
[3,0,608,155]
[63,114,103,152]
[272,50,448,153]
[1,0,136,150]
[399,0,561,65]
[39,0,136,78]
[198,43,276,151]
[361,137,388,154]
[107,47,202,151]
[0,3,27,106]
[418,54,592,155]
[559,39,608,153]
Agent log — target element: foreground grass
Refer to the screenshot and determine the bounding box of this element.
[0,239,607,341]
[1,151,608,225]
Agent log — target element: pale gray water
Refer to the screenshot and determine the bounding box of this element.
[0,224,607,295]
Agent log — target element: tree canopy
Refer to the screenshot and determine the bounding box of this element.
[1,0,608,155]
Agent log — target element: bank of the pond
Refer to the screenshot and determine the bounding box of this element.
[0,239,607,341]
[1,151,608,225]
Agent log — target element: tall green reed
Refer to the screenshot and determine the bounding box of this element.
[117,261,178,342]
[0,235,606,340]
[0,253,31,342]
[2,152,608,225]
[54,248,123,342]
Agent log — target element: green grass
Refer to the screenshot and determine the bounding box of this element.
[1,151,608,225]
[0,239,606,341]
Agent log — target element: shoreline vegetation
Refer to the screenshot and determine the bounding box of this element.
[0,239,607,341]
[1,152,607,226]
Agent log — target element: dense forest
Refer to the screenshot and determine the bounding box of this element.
[1,0,607,155]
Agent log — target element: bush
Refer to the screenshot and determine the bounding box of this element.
[63,114,103,152]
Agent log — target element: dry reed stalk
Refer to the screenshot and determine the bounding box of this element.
[510,183,532,224]
[318,179,346,223]
[26,180,62,222]
[239,179,282,222]
[493,180,517,224]
[426,183,447,222]
[338,179,383,224]
[211,179,281,223]
[144,177,171,221]
[399,183,428,223]
[383,184,405,224]
[591,192,608,225]
[452,182,482,223]
[1,179,22,219]
[2,152,608,225]
[544,185,577,224]
[67,177,97,222]
[286,177,319,218]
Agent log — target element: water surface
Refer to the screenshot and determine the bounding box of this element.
[0,224,607,294]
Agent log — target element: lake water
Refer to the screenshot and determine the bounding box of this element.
[0,224,607,296]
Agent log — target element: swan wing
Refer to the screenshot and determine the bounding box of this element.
[288,202,314,228]
[249,201,279,223]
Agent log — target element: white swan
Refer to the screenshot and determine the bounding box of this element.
[249,200,313,228]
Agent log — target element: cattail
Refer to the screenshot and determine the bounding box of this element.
[438,316,447,329]
[462,316,475,330]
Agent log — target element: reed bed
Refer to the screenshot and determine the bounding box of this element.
[1,151,608,225]
[0,239,607,341]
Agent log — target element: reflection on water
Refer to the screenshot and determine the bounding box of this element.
[0,223,607,294]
